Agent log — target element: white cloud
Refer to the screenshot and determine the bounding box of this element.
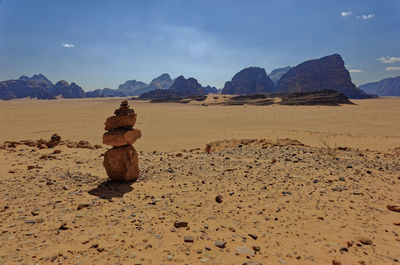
[62,43,74,48]
[357,14,374,20]
[341,11,352,17]
[377,56,400,64]
[349,69,362,73]
[386,67,400,71]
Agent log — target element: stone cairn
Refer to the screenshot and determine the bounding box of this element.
[102,101,142,181]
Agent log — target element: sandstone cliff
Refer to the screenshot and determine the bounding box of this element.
[276,54,371,99]
[139,75,217,100]
[221,67,276,95]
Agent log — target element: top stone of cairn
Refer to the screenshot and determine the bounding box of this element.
[114,100,134,116]
[105,101,137,130]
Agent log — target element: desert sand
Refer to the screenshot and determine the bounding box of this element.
[0,97,399,265]
[0,96,399,152]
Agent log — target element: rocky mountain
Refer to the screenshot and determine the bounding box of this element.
[52,80,86,98]
[85,88,126,98]
[203,85,218,94]
[358,76,400,96]
[139,75,217,100]
[168,75,205,96]
[147,73,173,91]
[85,89,105,98]
[117,79,148,96]
[221,67,276,95]
[85,74,174,98]
[268,66,291,84]
[0,74,86,100]
[276,54,371,99]
[131,73,173,96]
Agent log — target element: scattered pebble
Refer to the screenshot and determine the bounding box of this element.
[184,236,194,243]
[214,241,226,248]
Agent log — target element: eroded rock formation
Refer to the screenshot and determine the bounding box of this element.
[221,67,276,95]
[139,75,217,100]
[276,54,371,99]
[0,74,86,100]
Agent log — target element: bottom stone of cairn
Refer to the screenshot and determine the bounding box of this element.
[103,145,139,181]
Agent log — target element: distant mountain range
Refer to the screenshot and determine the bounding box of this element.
[139,75,217,99]
[2,53,394,101]
[358,76,400,96]
[220,54,371,99]
[0,74,85,100]
[86,74,174,98]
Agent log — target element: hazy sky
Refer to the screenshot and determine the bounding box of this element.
[0,0,399,90]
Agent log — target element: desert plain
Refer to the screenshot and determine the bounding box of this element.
[0,97,399,265]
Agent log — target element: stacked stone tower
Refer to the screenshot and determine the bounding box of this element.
[103,101,141,181]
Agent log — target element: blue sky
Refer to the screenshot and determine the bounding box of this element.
[0,0,399,90]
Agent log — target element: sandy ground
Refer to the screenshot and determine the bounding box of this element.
[0,140,399,264]
[0,98,399,264]
[0,97,399,152]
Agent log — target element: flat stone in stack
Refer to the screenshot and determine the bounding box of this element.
[102,101,141,181]
[105,114,137,131]
[103,129,142,146]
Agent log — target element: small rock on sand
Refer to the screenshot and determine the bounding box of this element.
[174,221,188,228]
[184,236,194,243]
[357,237,373,245]
[77,203,90,210]
[236,246,255,256]
[215,195,223,203]
[387,205,400,213]
[214,241,226,248]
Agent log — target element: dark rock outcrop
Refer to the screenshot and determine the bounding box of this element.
[221,67,276,95]
[145,90,353,106]
[225,94,275,106]
[268,66,291,84]
[276,54,371,99]
[278,89,353,106]
[139,75,217,100]
[149,95,207,103]
[358,76,400,96]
